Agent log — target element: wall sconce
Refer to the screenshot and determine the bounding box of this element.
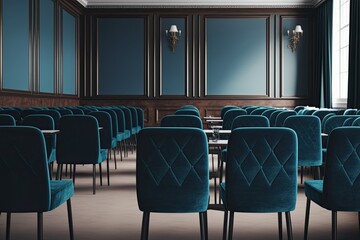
[287,25,303,52]
[165,25,181,52]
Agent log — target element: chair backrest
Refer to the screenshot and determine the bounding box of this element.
[119,107,133,134]
[101,109,118,138]
[344,109,357,115]
[244,106,259,114]
[323,116,357,134]
[89,111,113,149]
[269,110,284,127]
[174,109,200,117]
[231,115,270,129]
[20,109,38,119]
[284,116,322,167]
[343,117,356,126]
[137,127,209,213]
[352,117,360,126]
[128,107,139,132]
[225,127,298,212]
[58,109,73,116]
[0,126,50,212]
[136,107,145,129]
[222,109,247,130]
[111,108,126,133]
[221,106,239,119]
[39,110,61,129]
[179,105,200,113]
[0,109,21,123]
[250,107,269,115]
[294,106,306,113]
[68,108,84,115]
[0,114,16,126]
[56,115,101,164]
[312,110,339,122]
[321,113,336,131]
[160,115,203,129]
[22,114,56,160]
[275,110,297,127]
[261,109,278,120]
[322,127,360,211]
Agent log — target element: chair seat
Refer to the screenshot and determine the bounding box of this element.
[131,127,137,135]
[48,148,56,163]
[49,180,74,211]
[99,149,107,163]
[124,130,131,138]
[304,180,324,207]
[299,159,322,167]
[111,138,117,149]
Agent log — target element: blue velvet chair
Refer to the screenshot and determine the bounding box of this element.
[275,110,297,127]
[137,127,209,240]
[39,110,61,129]
[112,108,129,159]
[161,114,203,129]
[100,108,119,166]
[344,109,357,115]
[269,110,285,127]
[119,106,135,155]
[261,108,278,120]
[284,116,322,183]
[56,115,107,194]
[0,109,21,124]
[175,109,201,117]
[304,127,360,240]
[0,126,74,240]
[135,107,144,133]
[0,114,16,126]
[221,106,240,119]
[222,109,247,131]
[220,128,298,240]
[294,105,306,113]
[231,115,270,129]
[89,111,114,186]
[352,117,360,126]
[249,107,269,115]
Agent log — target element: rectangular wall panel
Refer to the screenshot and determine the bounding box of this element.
[97,18,145,95]
[160,18,187,96]
[206,17,268,96]
[2,0,30,91]
[39,0,55,93]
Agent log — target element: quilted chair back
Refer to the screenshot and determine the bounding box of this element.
[323,116,357,134]
[56,115,101,164]
[89,111,113,149]
[101,109,119,139]
[312,110,339,122]
[225,127,298,212]
[261,109,278,120]
[323,127,360,211]
[175,109,201,117]
[161,115,203,129]
[284,116,322,167]
[222,109,247,130]
[231,115,269,129]
[137,127,209,213]
[0,126,50,212]
[221,106,239,119]
[22,114,56,161]
[0,114,16,126]
[275,110,297,127]
[269,110,284,127]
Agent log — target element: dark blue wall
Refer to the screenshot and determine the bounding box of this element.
[161,18,186,96]
[97,18,145,95]
[206,18,268,96]
[2,0,29,91]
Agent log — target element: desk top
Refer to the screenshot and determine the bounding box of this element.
[208,139,228,146]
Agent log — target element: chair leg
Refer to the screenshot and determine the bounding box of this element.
[106,157,110,186]
[278,212,282,240]
[113,148,117,169]
[56,164,62,180]
[93,164,96,195]
[6,213,11,240]
[204,211,208,240]
[332,211,337,240]
[301,166,304,184]
[315,166,321,180]
[223,211,228,240]
[141,212,150,240]
[37,212,43,240]
[73,164,77,184]
[304,198,311,240]
[358,212,360,236]
[99,163,103,186]
[228,211,234,240]
[67,199,74,240]
[285,212,293,240]
[199,211,208,240]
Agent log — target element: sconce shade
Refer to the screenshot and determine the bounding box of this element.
[295,25,303,33]
[169,25,178,33]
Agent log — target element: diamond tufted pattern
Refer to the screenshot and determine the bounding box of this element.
[137,127,209,213]
[323,116,356,134]
[284,116,322,167]
[222,127,298,213]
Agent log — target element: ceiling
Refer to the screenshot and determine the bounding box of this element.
[76,0,324,8]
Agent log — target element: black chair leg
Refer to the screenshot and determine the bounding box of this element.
[204,211,208,240]
[37,212,43,240]
[223,211,228,240]
[93,164,96,195]
[199,211,208,240]
[106,157,110,186]
[141,212,150,240]
[67,199,74,240]
[278,212,283,240]
[358,212,360,236]
[113,148,117,169]
[56,164,62,180]
[73,164,76,184]
[316,166,321,180]
[304,198,311,240]
[285,212,293,240]
[99,163,103,186]
[6,213,11,240]
[301,166,304,184]
[228,211,234,240]
[332,211,337,240]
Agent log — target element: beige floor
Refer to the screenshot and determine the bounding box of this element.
[0,151,359,240]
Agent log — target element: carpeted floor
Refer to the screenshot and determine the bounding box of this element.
[0,151,359,240]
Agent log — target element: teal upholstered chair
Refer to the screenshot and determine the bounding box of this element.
[352,117,360,126]
[275,110,297,127]
[250,107,269,115]
[137,127,209,240]
[0,114,16,126]
[222,109,247,132]
[0,126,74,240]
[179,105,200,114]
[261,108,278,120]
[175,109,201,117]
[221,106,239,119]
[294,105,306,113]
[22,114,57,178]
[135,107,144,133]
[112,108,129,159]
[100,108,119,166]
[284,116,322,183]
[304,127,360,240]
[89,111,114,186]
[220,128,298,240]
[161,114,203,129]
[231,115,270,129]
[344,109,357,115]
[56,115,107,194]
[269,110,285,127]
[39,110,61,129]
[0,110,21,124]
